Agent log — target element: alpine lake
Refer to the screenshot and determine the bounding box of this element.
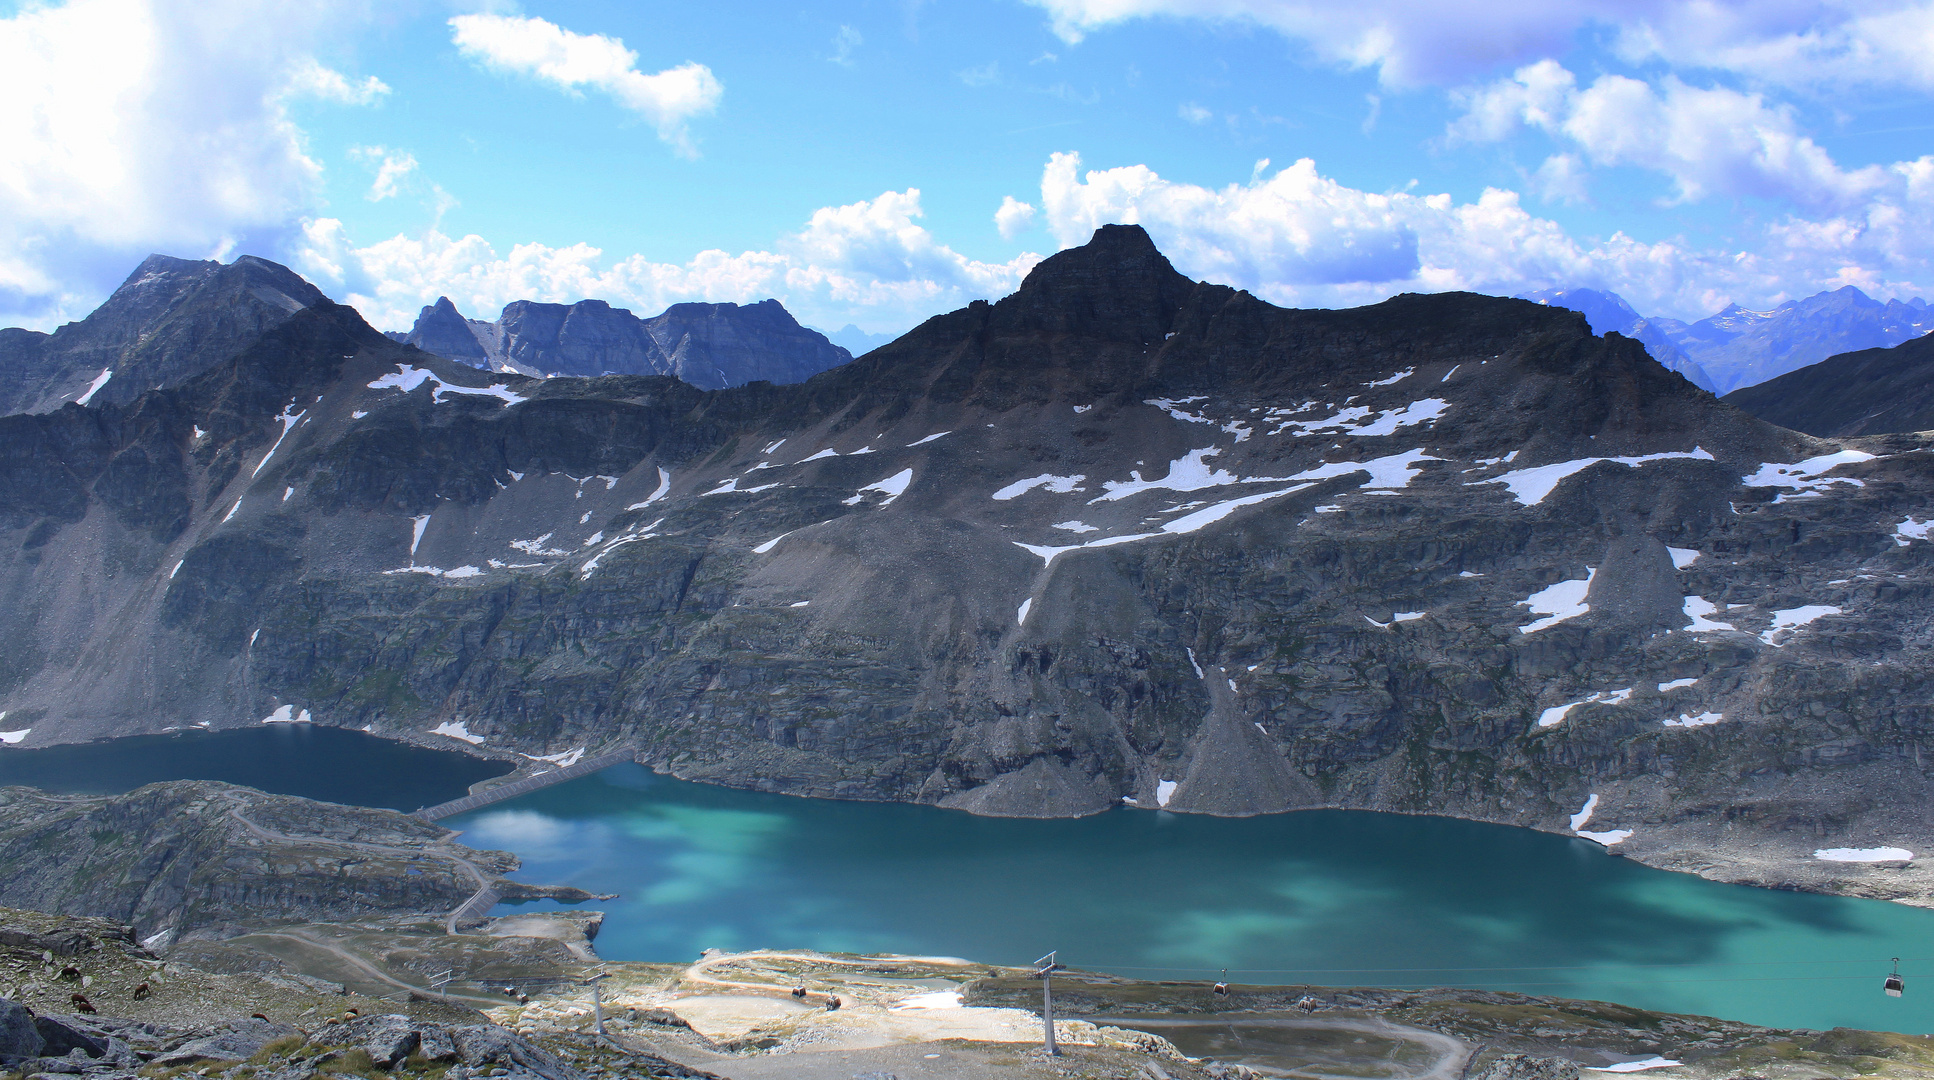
[5,726,1933,1035]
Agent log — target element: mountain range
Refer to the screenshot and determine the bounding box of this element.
[0,225,1928,903]
[1526,284,1933,395]
[398,294,852,390]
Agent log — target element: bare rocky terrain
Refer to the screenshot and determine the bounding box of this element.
[0,225,1929,906]
[0,784,599,946]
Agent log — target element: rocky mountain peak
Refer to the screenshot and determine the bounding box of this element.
[404,296,495,367]
[1000,224,1197,342]
[0,253,329,415]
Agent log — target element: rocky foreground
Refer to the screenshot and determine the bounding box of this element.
[7,906,1934,1080]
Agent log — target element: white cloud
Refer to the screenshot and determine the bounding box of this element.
[1032,150,1933,320]
[448,13,722,156]
[349,146,419,202]
[830,25,863,66]
[282,57,390,105]
[1613,3,1934,93]
[0,0,385,328]
[294,188,1041,334]
[1452,60,1900,212]
[1178,102,1213,124]
[996,196,1039,239]
[1018,1,1934,91]
[1019,0,1658,86]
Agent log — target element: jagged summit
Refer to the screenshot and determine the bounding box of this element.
[402,293,851,389]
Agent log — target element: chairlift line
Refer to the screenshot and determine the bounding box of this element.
[1076,956,1934,975]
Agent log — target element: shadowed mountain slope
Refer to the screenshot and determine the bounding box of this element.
[1723,331,1934,436]
[0,226,1930,905]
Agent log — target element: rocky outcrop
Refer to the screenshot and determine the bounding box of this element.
[1723,330,1934,436]
[0,226,1930,900]
[0,783,597,939]
[402,295,852,389]
[0,254,325,415]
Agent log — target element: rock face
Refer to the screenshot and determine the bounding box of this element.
[1653,285,1933,394]
[403,295,852,389]
[1520,287,1714,392]
[0,254,326,415]
[0,782,595,939]
[1722,331,1934,436]
[0,226,1931,898]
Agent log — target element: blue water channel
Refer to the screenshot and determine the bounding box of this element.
[5,728,1932,1033]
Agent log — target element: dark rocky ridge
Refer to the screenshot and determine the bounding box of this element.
[403,294,852,390]
[1723,331,1934,436]
[0,254,326,415]
[0,226,1930,903]
[1521,287,1714,392]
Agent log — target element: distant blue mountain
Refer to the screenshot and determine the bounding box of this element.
[1650,286,1931,394]
[816,323,899,357]
[1525,284,1934,395]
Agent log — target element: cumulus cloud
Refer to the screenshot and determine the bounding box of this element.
[448,13,722,156]
[294,189,1042,334]
[996,196,1039,239]
[0,0,385,328]
[1452,60,1904,213]
[1032,151,1933,320]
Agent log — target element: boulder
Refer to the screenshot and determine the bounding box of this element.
[450,1024,584,1080]
[32,1015,105,1058]
[154,1017,295,1065]
[332,1015,420,1068]
[0,998,45,1061]
[417,1024,457,1062]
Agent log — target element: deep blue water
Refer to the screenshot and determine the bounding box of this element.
[452,763,1934,1034]
[0,725,510,810]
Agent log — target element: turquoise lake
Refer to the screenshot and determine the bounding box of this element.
[6,728,1932,1035]
[451,762,1934,1035]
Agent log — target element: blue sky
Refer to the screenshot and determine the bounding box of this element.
[5,0,1934,336]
